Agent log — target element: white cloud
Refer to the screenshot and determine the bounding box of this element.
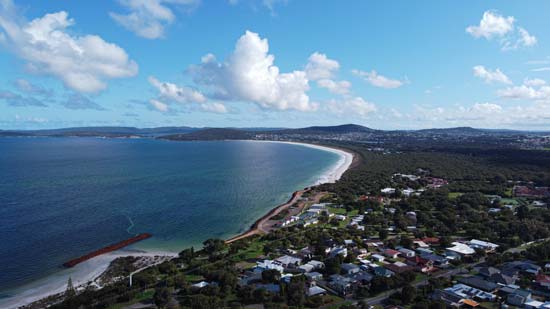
[0,3,138,93]
[352,69,405,89]
[305,52,339,80]
[466,10,536,50]
[149,99,169,112]
[524,78,546,87]
[327,96,377,118]
[148,76,206,103]
[110,0,199,39]
[305,52,351,95]
[466,11,514,39]
[471,102,502,113]
[190,30,316,111]
[472,65,512,84]
[497,85,550,101]
[201,102,227,113]
[518,27,537,47]
[317,79,351,95]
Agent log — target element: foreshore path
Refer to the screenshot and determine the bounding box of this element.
[226,188,326,244]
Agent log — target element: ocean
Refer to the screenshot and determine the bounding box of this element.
[0,137,341,303]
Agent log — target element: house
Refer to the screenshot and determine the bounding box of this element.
[398,248,416,258]
[477,267,500,278]
[334,214,347,221]
[535,274,550,291]
[413,240,430,248]
[329,275,354,296]
[458,276,499,293]
[341,263,360,275]
[329,247,348,258]
[489,273,516,286]
[420,254,449,268]
[384,262,414,274]
[255,260,284,273]
[444,283,496,302]
[498,286,532,306]
[307,286,327,297]
[371,254,385,262]
[305,272,323,282]
[374,266,395,277]
[192,281,210,289]
[503,261,541,275]
[431,289,476,308]
[275,255,302,268]
[383,249,400,259]
[298,264,314,273]
[351,271,374,284]
[406,256,435,273]
[469,239,499,253]
[402,188,415,197]
[255,283,281,293]
[446,242,475,257]
[381,187,396,194]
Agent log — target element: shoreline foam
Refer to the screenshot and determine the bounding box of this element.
[1,140,355,309]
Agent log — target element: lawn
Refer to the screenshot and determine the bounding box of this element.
[106,289,154,309]
[448,192,463,199]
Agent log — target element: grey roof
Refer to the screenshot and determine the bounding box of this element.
[458,276,499,292]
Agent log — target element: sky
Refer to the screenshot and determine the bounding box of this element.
[1,0,550,130]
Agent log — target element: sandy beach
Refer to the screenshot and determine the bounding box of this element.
[226,140,357,244]
[1,140,356,309]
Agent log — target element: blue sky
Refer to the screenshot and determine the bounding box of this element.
[1,0,550,130]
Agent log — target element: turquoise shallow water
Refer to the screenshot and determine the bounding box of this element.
[0,137,339,295]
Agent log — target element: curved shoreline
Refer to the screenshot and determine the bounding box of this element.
[1,140,357,309]
[226,140,358,244]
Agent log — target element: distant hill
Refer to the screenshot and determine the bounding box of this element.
[160,128,252,141]
[276,124,376,135]
[7,126,199,137]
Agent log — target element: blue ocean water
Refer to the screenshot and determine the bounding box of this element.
[0,137,339,294]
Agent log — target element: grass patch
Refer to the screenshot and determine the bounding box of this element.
[328,206,347,215]
[106,289,154,309]
[448,192,463,199]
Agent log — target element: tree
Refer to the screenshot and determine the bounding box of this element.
[401,284,417,304]
[65,277,76,298]
[178,247,195,263]
[262,269,281,284]
[203,238,226,257]
[378,228,389,240]
[154,286,171,308]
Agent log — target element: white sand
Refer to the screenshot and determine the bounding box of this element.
[249,140,354,185]
[1,140,353,308]
[0,250,176,309]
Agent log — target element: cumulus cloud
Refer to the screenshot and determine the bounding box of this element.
[327,96,377,118]
[305,52,339,80]
[200,102,228,113]
[352,69,406,89]
[0,2,138,93]
[13,79,52,96]
[110,0,199,39]
[190,30,316,111]
[473,65,512,84]
[148,76,227,113]
[497,85,550,101]
[466,10,536,50]
[471,102,502,113]
[148,76,206,103]
[149,99,169,112]
[317,79,351,95]
[524,78,546,87]
[305,52,351,95]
